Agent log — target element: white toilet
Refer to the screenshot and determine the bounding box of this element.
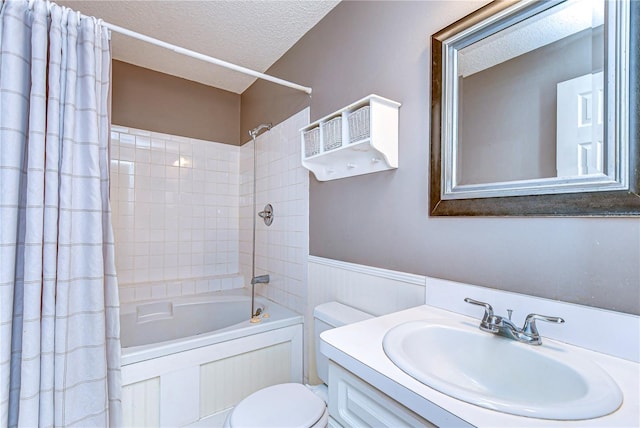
[224,302,372,428]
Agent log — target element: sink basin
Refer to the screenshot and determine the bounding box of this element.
[382,320,622,420]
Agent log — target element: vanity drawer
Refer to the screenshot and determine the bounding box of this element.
[329,362,435,428]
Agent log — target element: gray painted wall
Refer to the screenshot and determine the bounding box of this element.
[241,1,640,315]
[112,61,241,145]
[459,28,603,184]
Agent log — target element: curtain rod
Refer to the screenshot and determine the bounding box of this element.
[101,21,313,95]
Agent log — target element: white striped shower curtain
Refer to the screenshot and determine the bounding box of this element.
[0,0,122,426]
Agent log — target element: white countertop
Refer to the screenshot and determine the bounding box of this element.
[320,305,640,427]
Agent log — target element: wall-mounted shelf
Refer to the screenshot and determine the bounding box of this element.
[300,94,401,181]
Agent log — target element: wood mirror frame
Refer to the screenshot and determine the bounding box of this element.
[429,0,639,216]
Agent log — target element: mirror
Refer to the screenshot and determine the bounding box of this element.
[430,0,639,216]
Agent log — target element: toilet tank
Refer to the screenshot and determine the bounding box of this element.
[313,302,372,384]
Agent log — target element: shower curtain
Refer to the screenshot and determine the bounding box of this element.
[0,0,122,426]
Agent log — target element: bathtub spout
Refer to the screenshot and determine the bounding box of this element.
[251,274,270,285]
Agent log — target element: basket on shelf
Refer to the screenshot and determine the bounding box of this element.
[348,105,370,143]
[322,116,342,151]
[303,127,320,157]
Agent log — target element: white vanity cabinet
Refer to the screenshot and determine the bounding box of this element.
[300,94,400,181]
[321,301,639,428]
[328,362,436,428]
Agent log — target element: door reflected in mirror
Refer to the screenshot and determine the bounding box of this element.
[556,71,603,178]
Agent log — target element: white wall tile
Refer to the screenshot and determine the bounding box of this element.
[112,113,309,305]
[111,125,242,303]
[119,286,135,303]
[239,109,310,316]
[151,284,167,299]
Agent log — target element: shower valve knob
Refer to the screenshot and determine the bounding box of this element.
[258,203,274,226]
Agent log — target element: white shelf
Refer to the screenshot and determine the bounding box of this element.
[300,94,401,181]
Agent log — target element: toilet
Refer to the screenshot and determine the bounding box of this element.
[224,302,372,428]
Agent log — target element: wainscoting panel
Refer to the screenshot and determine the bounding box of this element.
[122,377,160,427]
[199,342,292,417]
[306,256,426,383]
[121,324,303,427]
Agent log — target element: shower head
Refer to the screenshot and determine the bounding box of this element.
[249,123,272,139]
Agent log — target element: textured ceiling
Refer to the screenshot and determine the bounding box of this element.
[459,0,604,77]
[56,1,340,93]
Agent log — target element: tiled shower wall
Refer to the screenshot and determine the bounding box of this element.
[110,126,243,302]
[239,108,310,316]
[110,108,308,307]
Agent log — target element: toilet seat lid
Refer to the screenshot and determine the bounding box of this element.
[229,383,326,428]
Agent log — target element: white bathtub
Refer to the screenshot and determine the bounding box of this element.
[120,290,304,427]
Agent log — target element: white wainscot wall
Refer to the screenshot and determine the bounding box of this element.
[121,324,303,427]
[307,256,427,383]
[307,255,639,370]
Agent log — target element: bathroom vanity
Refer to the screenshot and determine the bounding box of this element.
[320,279,640,427]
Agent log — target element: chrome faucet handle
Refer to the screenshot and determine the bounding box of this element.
[464,298,500,333]
[522,314,565,343]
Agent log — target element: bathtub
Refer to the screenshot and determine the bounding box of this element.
[119,290,304,427]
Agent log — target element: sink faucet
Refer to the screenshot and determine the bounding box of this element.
[251,274,270,285]
[464,298,564,345]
